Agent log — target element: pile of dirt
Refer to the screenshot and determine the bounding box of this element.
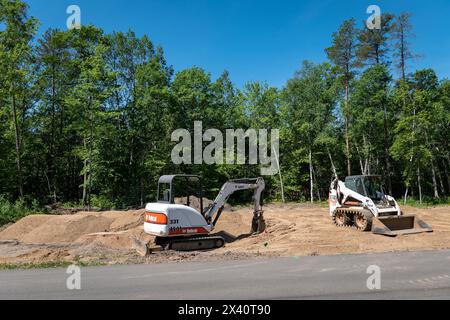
[0,210,154,264]
[215,204,450,257]
[0,204,449,266]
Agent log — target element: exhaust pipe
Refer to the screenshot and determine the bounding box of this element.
[372,215,433,237]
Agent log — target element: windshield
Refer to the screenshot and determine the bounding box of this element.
[157,176,203,212]
[158,183,172,202]
[364,177,384,201]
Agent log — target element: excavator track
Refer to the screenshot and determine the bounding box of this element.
[157,236,226,252]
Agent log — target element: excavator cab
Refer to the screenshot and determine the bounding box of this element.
[157,175,204,214]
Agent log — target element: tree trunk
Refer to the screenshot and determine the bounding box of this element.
[425,134,439,198]
[437,170,445,196]
[429,157,439,198]
[312,165,321,202]
[82,138,88,206]
[375,44,380,65]
[443,159,450,193]
[404,186,409,205]
[11,91,24,197]
[87,99,94,212]
[140,177,144,208]
[417,166,422,204]
[354,144,364,174]
[362,135,369,175]
[400,27,406,81]
[272,146,285,203]
[344,82,351,176]
[309,148,314,203]
[327,147,338,179]
[383,105,393,194]
[50,64,57,203]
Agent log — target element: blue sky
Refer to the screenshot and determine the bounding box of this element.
[25,0,450,88]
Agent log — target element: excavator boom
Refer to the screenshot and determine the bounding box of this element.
[205,178,265,233]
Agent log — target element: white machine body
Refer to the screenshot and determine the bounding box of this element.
[329,179,401,218]
[144,203,212,237]
[144,176,265,239]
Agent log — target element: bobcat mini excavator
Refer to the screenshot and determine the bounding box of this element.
[329,176,433,236]
[143,175,266,251]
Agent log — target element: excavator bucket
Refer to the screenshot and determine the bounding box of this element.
[251,214,266,234]
[372,215,433,237]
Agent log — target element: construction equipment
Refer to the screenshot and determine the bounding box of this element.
[329,175,433,237]
[144,175,266,251]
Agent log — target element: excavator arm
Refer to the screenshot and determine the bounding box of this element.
[204,178,266,234]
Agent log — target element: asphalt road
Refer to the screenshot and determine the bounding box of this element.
[1,250,450,300]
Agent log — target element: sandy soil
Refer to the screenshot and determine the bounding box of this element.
[215,204,450,256]
[0,204,449,265]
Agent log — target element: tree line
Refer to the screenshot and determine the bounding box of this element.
[0,0,448,215]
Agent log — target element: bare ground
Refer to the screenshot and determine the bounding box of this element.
[0,204,449,266]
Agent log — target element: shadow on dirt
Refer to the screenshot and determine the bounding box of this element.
[212,231,254,244]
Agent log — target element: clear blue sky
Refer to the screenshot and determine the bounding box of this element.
[25,0,450,88]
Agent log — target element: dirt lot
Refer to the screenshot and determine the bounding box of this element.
[0,204,449,266]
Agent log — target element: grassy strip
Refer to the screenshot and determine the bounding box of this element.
[306,199,449,209]
[0,261,73,270]
[0,260,107,270]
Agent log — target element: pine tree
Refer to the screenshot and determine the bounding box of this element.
[326,19,358,176]
[392,13,418,81]
[356,13,395,66]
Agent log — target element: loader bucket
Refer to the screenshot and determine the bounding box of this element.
[372,215,433,237]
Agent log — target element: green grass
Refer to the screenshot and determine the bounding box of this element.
[0,261,73,270]
[0,259,108,270]
[402,196,450,208]
[267,198,449,209]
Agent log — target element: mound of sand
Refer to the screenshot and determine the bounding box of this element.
[215,204,450,257]
[0,210,145,244]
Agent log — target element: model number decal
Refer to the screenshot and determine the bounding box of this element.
[169,226,183,233]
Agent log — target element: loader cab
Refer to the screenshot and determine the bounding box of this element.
[345,175,385,201]
[157,175,204,214]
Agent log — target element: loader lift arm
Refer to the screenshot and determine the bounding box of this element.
[204,177,266,233]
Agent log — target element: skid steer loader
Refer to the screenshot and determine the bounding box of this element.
[329,176,433,237]
[143,175,266,251]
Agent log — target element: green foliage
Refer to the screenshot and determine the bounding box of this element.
[403,197,450,208]
[356,13,395,66]
[0,1,448,211]
[90,195,117,211]
[0,196,40,226]
[325,18,358,81]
